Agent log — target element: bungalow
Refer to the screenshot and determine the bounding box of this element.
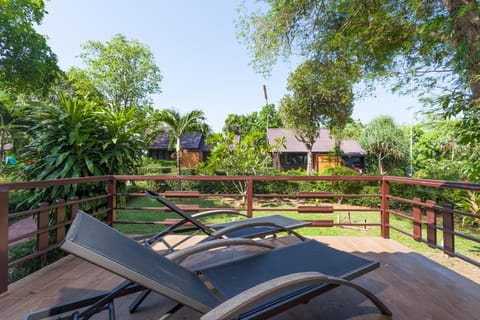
[267,128,365,173]
[148,132,210,168]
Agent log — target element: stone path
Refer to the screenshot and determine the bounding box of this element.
[8,217,36,243]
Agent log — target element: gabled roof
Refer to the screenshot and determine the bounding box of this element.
[149,132,210,151]
[267,128,365,156]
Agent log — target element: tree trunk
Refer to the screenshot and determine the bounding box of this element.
[378,154,386,175]
[306,145,313,176]
[444,0,480,101]
[176,139,182,191]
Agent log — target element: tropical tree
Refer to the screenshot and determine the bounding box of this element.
[223,104,282,138]
[0,0,60,96]
[238,1,480,177]
[59,67,107,106]
[360,116,407,175]
[411,116,471,181]
[18,94,145,206]
[154,109,209,185]
[279,59,354,175]
[80,34,162,109]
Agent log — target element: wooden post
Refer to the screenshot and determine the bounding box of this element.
[69,196,79,221]
[413,197,422,241]
[107,179,116,226]
[246,178,253,218]
[442,203,455,257]
[37,202,50,253]
[0,188,9,294]
[426,200,437,248]
[55,199,66,244]
[381,179,390,239]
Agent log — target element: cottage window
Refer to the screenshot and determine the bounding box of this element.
[284,153,307,165]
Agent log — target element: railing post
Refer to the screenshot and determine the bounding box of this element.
[55,199,66,244]
[37,202,50,253]
[381,178,390,239]
[0,188,9,294]
[246,178,253,218]
[69,196,79,221]
[107,178,116,226]
[426,200,437,248]
[442,203,455,257]
[413,197,422,241]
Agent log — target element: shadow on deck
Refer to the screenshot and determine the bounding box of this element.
[1,236,479,320]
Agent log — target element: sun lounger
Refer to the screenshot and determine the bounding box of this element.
[24,211,391,320]
[141,189,311,251]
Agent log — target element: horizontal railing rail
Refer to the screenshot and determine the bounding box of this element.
[0,174,479,295]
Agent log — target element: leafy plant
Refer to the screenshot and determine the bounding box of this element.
[458,190,480,229]
[319,166,361,204]
[16,93,145,208]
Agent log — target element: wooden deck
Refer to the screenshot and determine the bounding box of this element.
[1,236,479,320]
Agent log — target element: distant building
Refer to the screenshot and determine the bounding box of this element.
[267,128,365,173]
[148,132,211,168]
[0,143,13,163]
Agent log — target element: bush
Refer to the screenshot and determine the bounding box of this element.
[318,166,362,203]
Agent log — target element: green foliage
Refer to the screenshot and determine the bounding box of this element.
[59,67,107,105]
[238,1,480,180]
[458,191,480,229]
[411,116,472,181]
[318,166,362,204]
[16,94,145,207]
[450,106,480,181]
[80,34,162,109]
[153,108,210,179]
[8,238,66,284]
[279,59,354,175]
[0,0,61,96]
[359,116,407,175]
[199,131,282,196]
[223,104,282,137]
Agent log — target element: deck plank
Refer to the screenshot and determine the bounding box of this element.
[1,236,479,320]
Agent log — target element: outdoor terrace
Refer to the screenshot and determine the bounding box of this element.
[1,175,479,319]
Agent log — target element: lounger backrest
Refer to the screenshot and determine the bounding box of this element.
[145,189,211,233]
[61,211,219,313]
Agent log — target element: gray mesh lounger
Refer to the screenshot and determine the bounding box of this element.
[24,211,392,320]
[141,189,311,251]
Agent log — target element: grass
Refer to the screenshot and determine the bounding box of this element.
[115,196,480,264]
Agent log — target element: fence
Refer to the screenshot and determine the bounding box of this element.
[1,175,479,294]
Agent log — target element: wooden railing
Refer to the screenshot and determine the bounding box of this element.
[1,175,479,294]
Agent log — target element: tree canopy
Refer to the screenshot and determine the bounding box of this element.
[238,1,480,123]
[0,0,60,96]
[360,116,407,175]
[279,59,353,175]
[80,34,162,109]
[223,104,282,137]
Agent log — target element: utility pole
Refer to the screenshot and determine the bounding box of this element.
[263,84,269,129]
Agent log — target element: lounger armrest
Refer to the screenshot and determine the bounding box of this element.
[200,272,392,320]
[165,238,274,262]
[208,221,290,239]
[192,210,247,219]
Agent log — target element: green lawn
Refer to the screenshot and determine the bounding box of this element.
[115,196,479,264]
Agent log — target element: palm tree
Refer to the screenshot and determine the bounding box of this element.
[155,109,209,189]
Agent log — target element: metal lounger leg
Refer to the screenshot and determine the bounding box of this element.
[129,289,152,313]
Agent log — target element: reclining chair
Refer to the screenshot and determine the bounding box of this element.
[140,189,312,251]
[25,211,392,320]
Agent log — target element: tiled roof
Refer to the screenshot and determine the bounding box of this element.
[149,132,210,151]
[267,128,365,155]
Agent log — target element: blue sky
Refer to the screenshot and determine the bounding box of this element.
[36,0,419,132]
